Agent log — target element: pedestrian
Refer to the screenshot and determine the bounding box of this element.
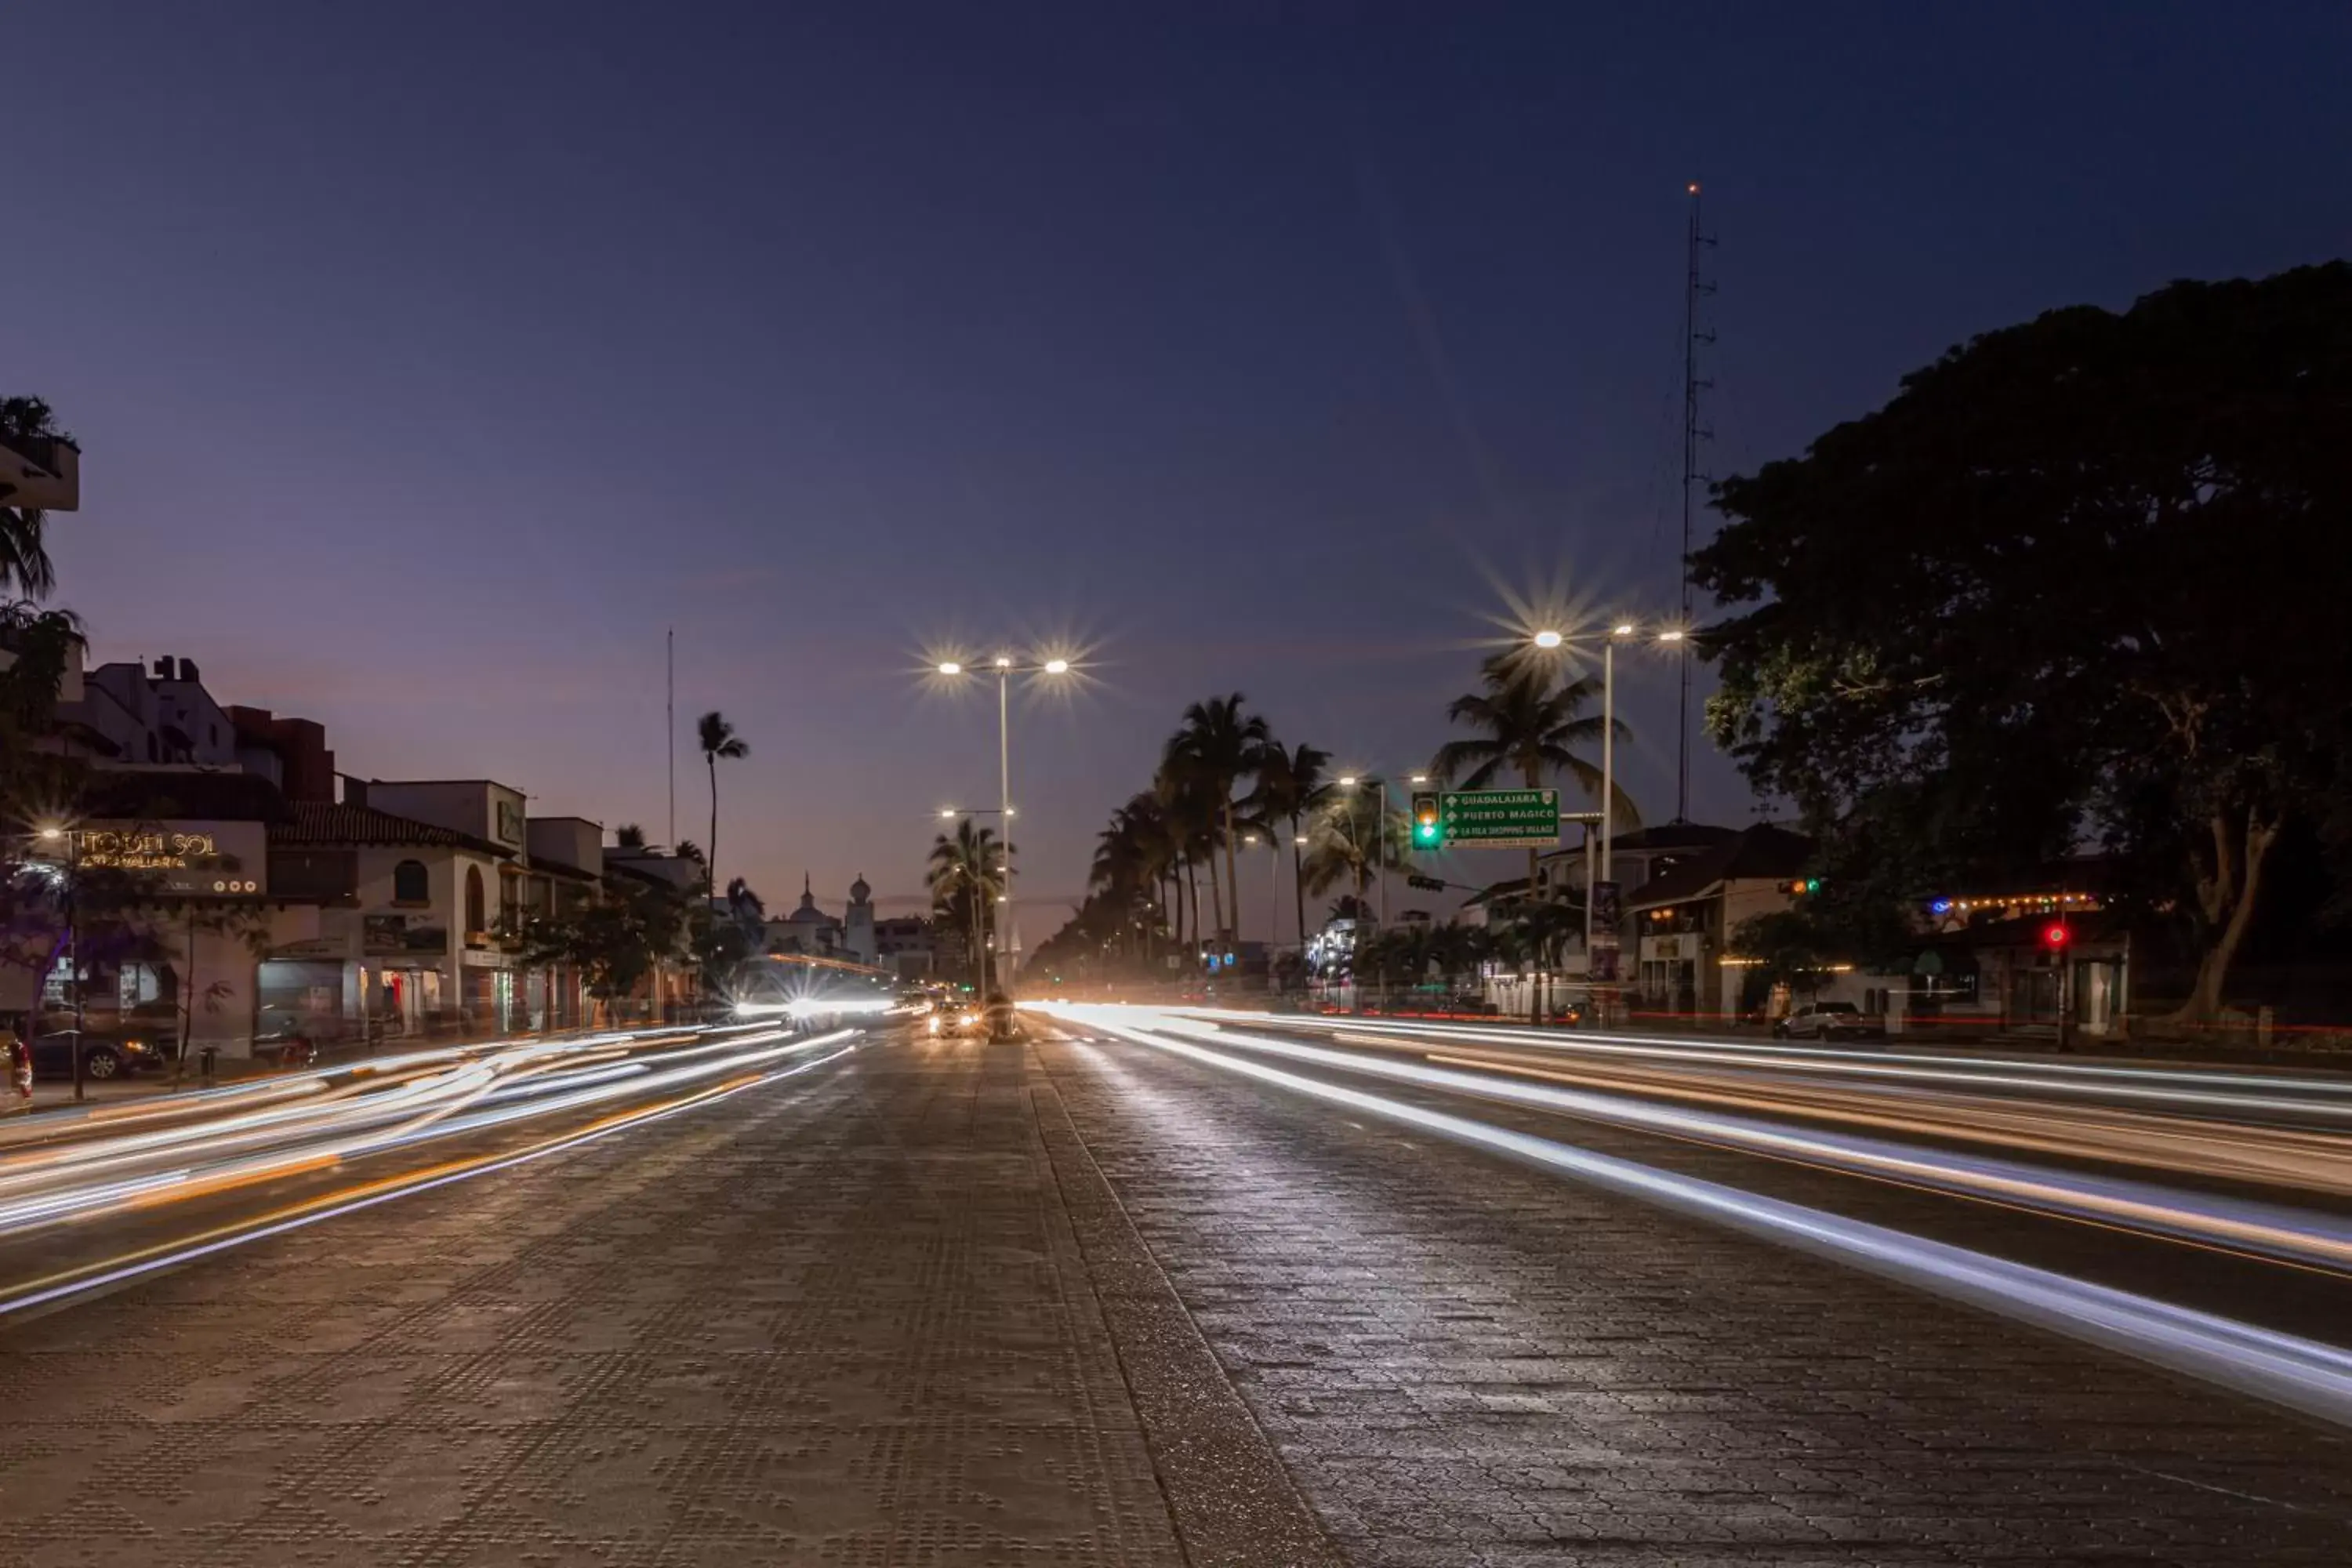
[5,1017,31,1110]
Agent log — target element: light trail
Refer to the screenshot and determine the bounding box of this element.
[0,1040,858,1320]
[1167,1011,2352,1200]
[1107,1012,2352,1272]
[1039,1003,2352,1430]
[1236,1010,2352,1120]
[0,1025,844,1240]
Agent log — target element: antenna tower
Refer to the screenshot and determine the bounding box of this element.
[1677,181,1715,822]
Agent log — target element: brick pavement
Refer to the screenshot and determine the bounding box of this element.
[1033,1032,2352,1566]
[0,1036,1330,1566]
[6,1025,2350,1566]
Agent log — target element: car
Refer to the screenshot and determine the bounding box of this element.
[941,1004,984,1036]
[1772,1000,1886,1042]
[27,1021,171,1081]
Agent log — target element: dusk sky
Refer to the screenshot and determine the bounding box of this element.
[19,2,2348,938]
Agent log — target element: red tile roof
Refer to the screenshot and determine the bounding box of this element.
[274,801,508,855]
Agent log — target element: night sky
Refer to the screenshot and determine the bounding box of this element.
[19,3,2348,938]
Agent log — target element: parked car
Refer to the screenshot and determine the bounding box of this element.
[27,1021,171,1081]
[1772,1000,1886,1042]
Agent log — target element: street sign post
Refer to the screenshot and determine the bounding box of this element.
[1436,789,1562,849]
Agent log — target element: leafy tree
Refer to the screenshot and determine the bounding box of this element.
[695,711,747,895]
[1695,263,2352,1028]
[511,877,688,1022]
[0,396,68,599]
[612,822,648,850]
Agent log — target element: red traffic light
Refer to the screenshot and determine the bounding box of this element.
[2042,922,2071,949]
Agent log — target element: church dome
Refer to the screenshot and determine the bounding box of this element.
[850,873,872,904]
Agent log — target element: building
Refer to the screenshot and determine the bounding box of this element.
[768,874,844,956]
[49,655,239,767]
[227,706,337,803]
[842,876,877,964]
[873,915,936,980]
[2,768,287,1051]
[1621,823,1815,1019]
[252,778,599,1040]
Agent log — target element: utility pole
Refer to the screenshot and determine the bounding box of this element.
[1679,181,1716,823]
[666,627,676,849]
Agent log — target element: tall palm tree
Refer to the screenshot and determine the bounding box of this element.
[1153,762,1221,952]
[1431,649,1635,932]
[1432,653,1629,1025]
[696,711,748,895]
[1165,694,1270,946]
[1301,780,1410,913]
[1243,739,1330,953]
[927,819,1008,987]
[0,396,67,600]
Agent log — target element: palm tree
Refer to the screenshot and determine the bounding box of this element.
[696,711,748,895]
[1301,780,1410,914]
[1153,763,1220,953]
[1432,652,1633,1018]
[0,396,67,599]
[1164,694,1270,946]
[613,823,648,850]
[1091,811,1153,966]
[1243,739,1330,953]
[927,818,1007,987]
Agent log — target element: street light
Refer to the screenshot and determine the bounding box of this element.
[1527,622,1681,1018]
[933,652,1076,1000]
[32,822,82,1101]
[1243,832,1283,952]
[1335,776,1390,930]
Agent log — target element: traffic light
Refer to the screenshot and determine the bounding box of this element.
[1410,791,1442,848]
[1787,877,1823,896]
[2042,921,2071,950]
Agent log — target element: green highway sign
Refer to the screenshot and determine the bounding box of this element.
[1437,788,1562,849]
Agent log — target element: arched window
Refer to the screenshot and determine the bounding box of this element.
[464,866,486,934]
[392,859,430,905]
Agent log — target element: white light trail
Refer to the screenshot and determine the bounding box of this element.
[1046,1004,2352,1430]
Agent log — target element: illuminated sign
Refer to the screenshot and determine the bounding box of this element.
[74,820,267,897]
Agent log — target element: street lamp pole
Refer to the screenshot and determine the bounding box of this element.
[996,657,1014,995]
[37,827,82,1104]
[936,654,1072,1002]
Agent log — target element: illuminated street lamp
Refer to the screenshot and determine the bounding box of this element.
[31,822,83,1101]
[1529,622,1682,1013]
[932,652,1076,998]
[1334,776,1391,930]
[1242,832,1281,949]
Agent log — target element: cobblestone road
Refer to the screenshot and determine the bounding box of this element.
[0,1036,1325,1566]
[4,1029,2348,1566]
[1034,1031,2352,1567]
